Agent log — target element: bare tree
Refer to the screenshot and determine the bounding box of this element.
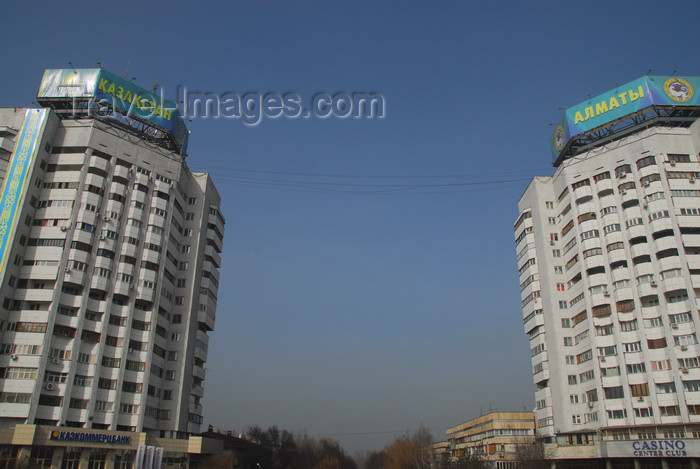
[514,440,555,469]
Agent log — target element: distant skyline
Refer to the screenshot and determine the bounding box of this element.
[2,0,700,454]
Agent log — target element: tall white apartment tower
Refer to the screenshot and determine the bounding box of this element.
[0,69,224,439]
[515,76,700,463]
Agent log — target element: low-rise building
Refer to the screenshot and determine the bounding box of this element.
[445,411,536,469]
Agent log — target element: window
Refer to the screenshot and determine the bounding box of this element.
[594,171,611,182]
[592,304,611,318]
[580,230,599,240]
[604,224,621,234]
[572,179,591,190]
[683,380,700,392]
[668,154,691,163]
[624,342,642,353]
[598,345,617,357]
[637,156,656,169]
[674,334,697,346]
[583,247,602,258]
[607,409,627,420]
[627,363,646,374]
[101,356,121,368]
[604,386,624,399]
[660,405,680,417]
[122,382,143,393]
[607,241,624,252]
[657,382,677,393]
[648,337,668,349]
[644,316,664,328]
[651,360,671,371]
[601,366,620,377]
[616,300,635,313]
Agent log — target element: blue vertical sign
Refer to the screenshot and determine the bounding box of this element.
[0,108,48,277]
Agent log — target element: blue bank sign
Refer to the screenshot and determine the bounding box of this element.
[49,430,131,445]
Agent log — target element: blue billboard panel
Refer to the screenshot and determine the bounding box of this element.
[0,109,49,276]
[38,69,188,155]
[550,76,700,160]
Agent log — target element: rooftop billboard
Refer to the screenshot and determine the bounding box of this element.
[551,75,699,160]
[37,69,188,155]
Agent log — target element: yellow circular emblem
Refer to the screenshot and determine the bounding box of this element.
[664,78,693,102]
[554,125,565,151]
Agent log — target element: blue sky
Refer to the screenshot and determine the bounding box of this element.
[2,0,700,454]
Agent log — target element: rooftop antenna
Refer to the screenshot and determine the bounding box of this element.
[152,71,160,93]
[124,59,131,79]
[671,69,679,76]
[67,61,76,71]
[97,61,103,69]
[647,68,654,75]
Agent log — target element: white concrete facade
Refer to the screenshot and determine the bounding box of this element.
[0,108,224,439]
[515,119,700,449]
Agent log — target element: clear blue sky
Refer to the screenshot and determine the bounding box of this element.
[2,0,700,454]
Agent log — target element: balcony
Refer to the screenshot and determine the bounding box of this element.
[197,309,215,332]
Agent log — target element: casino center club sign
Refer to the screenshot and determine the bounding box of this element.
[550,75,700,160]
[598,439,698,458]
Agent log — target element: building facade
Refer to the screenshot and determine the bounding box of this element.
[515,76,700,466]
[0,68,224,450]
[444,412,536,469]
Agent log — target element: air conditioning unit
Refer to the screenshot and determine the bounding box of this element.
[603,291,610,297]
[621,190,627,196]
[642,181,650,188]
[550,241,555,245]
[619,173,627,179]
[672,323,678,329]
[52,358,61,365]
[99,235,105,240]
[682,367,689,374]
[10,354,18,361]
[681,345,688,351]
[600,356,606,362]
[128,348,134,353]
[104,216,110,221]
[670,160,677,167]
[59,226,68,231]
[691,178,696,184]
[643,203,648,209]
[650,281,657,287]
[637,396,644,402]
[44,382,55,391]
[587,401,594,408]
[64,267,71,273]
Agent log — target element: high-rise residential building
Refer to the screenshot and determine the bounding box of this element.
[0,68,224,446]
[515,76,700,464]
